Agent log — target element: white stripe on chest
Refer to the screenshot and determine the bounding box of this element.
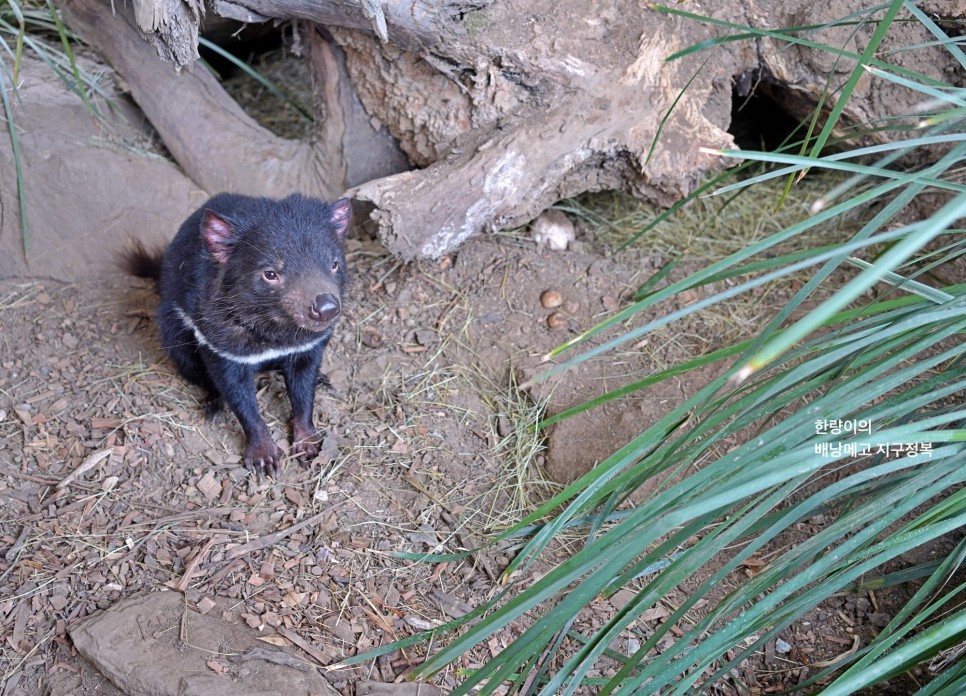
[175,307,325,365]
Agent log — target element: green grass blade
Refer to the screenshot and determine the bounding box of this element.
[197,37,313,121]
[652,2,952,90]
[7,0,24,83]
[0,58,27,257]
[823,606,966,695]
[707,133,966,197]
[738,190,966,378]
[537,219,910,380]
[45,0,98,118]
[863,64,966,107]
[644,49,714,167]
[702,147,966,195]
[903,0,966,68]
[844,257,955,303]
[806,0,904,159]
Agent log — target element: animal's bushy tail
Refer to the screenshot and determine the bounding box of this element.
[119,240,164,282]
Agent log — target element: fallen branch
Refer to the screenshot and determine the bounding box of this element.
[230,645,310,671]
[276,625,331,667]
[59,0,345,198]
[225,510,328,560]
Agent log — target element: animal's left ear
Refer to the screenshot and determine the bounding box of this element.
[330,199,352,239]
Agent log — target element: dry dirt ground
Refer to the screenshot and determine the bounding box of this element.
[0,214,935,695]
[0,30,951,696]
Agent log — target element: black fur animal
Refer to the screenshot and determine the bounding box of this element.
[123,193,351,476]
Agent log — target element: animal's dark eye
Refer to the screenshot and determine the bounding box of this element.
[331,260,340,272]
[262,269,279,282]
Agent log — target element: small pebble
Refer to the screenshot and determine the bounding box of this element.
[546,312,567,330]
[540,289,563,309]
[775,638,792,654]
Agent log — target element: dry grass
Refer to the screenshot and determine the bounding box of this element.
[547,170,868,365]
[221,44,315,141]
[565,170,863,258]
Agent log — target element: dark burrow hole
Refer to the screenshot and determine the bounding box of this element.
[198,19,285,79]
[729,69,808,152]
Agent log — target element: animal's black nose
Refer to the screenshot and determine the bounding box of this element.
[310,293,340,323]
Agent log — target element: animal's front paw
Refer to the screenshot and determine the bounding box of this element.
[291,420,322,460]
[244,437,283,477]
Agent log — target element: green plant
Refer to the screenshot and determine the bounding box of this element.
[350,1,966,693]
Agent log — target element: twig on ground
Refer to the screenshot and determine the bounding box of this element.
[225,510,328,560]
[170,535,228,592]
[276,625,330,667]
[230,645,310,671]
[55,448,112,490]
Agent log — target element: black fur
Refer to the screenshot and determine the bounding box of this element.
[119,240,164,281]
[126,192,351,476]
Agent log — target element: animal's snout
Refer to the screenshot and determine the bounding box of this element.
[310,293,340,323]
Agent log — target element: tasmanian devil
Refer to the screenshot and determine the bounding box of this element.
[123,192,351,476]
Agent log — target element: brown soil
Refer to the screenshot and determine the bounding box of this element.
[1,30,953,696]
[0,220,934,695]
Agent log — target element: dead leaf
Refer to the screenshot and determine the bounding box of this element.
[640,605,670,622]
[206,659,228,674]
[56,448,112,489]
[284,487,308,506]
[257,635,291,647]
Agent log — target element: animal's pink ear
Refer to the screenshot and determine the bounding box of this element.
[201,210,235,264]
[330,199,352,239]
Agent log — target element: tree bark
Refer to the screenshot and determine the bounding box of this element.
[60,0,345,198]
[57,0,964,258]
[212,0,476,53]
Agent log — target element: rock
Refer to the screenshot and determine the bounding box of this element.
[0,55,204,280]
[531,210,575,251]
[540,289,563,309]
[546,311,568,330]
[69,591,339,696]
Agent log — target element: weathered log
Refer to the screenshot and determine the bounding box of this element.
[57,0,964,259]
[129,0,205,67]
[129,0,479,66]
[346,24,735,258]
[59,0,408,198]
[60,0,341,198]
[212,0,477,53]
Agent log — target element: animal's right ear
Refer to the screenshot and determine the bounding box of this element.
[330,199,352,240]
[201,210,235,264]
